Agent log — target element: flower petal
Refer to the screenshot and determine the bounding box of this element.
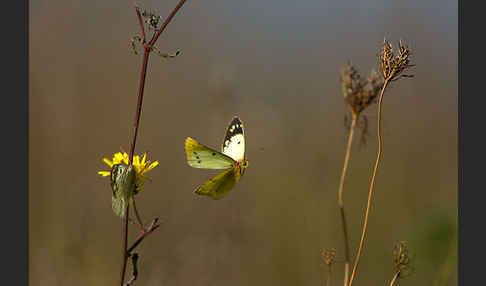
[113,152,125,164]
[145,161,159,172]
[103,158,114,167]
[98,171,111,176]
[122,152,129,164]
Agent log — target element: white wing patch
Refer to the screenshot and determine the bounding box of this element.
[222,117,245,161]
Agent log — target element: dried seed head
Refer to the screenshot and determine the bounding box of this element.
[142,10,161,30]
[341,63,383,117]
[321,248,336,266]
[393,241,411,277]
[379,39,414,81]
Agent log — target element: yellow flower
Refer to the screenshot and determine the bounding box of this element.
[98,152,159,192]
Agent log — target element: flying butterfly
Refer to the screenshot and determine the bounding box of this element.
[185,116,249,199]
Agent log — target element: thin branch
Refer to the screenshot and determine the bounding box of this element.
[127,218,160,255]
[125,253,139,286]
[151,46,181,59]
[348,79,390,286]
[128,48,151,164]
[150,0,187,46]
[337,113,358,286]
[121,47,151,286]
[120,208,131,286]
[135,7,146,43]
[132,198,145,231]
[327,264,332,286]
[388,271,400,286]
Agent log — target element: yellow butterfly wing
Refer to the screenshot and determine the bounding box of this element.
[185,137,236,169]
[194,167,241,199]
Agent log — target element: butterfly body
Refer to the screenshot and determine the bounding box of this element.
[185,116,248,199]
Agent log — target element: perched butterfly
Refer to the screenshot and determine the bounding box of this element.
[110,164,136,217]
[185,116,249,199]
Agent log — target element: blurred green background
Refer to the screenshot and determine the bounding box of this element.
[30,0,457,285]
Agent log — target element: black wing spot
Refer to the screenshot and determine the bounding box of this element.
[212,152,216,156]
[196,156,200,159]
[237,141,241,144]
[193,152,197,155]
[197,160,201,164]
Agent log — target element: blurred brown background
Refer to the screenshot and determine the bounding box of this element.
[30,0,457,285]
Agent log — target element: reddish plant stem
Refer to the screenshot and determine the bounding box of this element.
[127,218,160,255]
[150,0,187,46]
[121,47,151,286]
[120,210,130,286]
[120,209,130,286]
[135,7,146,43]
[128,48,151,163]
[119,2,188,285]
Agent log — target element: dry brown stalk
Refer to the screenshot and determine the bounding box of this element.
[388,271,400,286]
[348,40,413,286]
[338,63,382,286]
[322,248,337,286]
[327,264,332,286]
[348,79,388,286]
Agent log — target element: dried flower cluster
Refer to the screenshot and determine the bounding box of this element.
[142,10,162,30]
[322,248,337,266]
[346,39,414,286]
[130,7,181,58]
[379,40,414,82]
[341,63,383,117]
[393,241,411,277]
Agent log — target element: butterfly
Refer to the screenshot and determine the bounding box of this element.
[110,164,136,217]
[185,116,249,199]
